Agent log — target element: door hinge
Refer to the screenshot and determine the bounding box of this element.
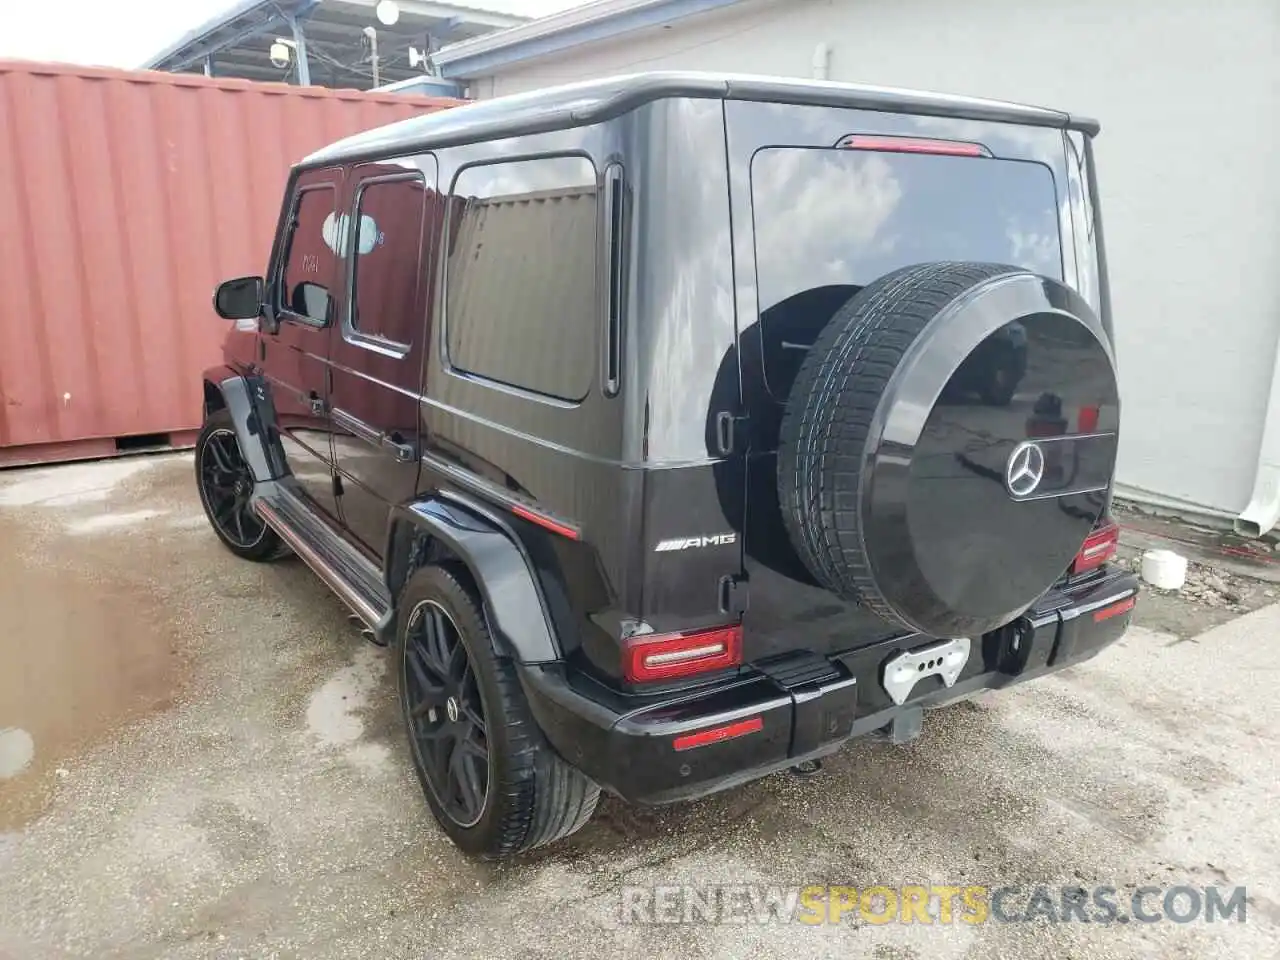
[332,474,344,498]
[714,411,750,456]
[719,574,749,615]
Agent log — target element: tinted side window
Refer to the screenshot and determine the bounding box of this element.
[751,148,1062,397]
[278,185,336,324]
[446,156,597,402]
[349,177,428,348]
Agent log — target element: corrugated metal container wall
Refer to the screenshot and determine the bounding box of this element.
[0,61,459,465]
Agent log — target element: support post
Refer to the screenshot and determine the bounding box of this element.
[286,15,311,86]
[364,27,380,88]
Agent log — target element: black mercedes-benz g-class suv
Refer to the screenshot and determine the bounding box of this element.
[200,72,1138,859]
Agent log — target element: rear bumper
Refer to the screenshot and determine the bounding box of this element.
[518,567,1139,805]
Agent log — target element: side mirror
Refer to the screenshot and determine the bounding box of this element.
[213,276,264,320]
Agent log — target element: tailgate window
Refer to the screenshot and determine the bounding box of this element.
[751,147,1062,398]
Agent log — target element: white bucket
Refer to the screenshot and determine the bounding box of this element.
[1141,549,1187,590]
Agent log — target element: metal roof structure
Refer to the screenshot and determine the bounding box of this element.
[432,0,743,79]
[142,0,527,89]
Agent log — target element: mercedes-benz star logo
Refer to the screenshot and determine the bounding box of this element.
[1005,441,1046,498]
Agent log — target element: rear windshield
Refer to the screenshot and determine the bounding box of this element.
[751,147,1062,398]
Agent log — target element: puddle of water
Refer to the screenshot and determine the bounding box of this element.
[0,533,179,828]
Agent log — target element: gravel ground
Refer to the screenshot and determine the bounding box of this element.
[0,453,1277,960]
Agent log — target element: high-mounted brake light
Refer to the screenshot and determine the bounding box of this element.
[622,624,743,683]
[1072,520,1119,575]
[838,135,990,157]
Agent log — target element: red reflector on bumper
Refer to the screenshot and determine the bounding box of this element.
[672,716,763,752]
[1093,595,1136,622]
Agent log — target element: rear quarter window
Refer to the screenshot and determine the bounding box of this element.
[751,147,1062,398]
[445,156,598,403]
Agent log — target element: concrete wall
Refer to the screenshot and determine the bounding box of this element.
[468,0,1280,520]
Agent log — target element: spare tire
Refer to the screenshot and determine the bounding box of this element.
[778,262,1119,638]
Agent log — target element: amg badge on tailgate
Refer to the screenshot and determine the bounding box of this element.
[654,533,738,552]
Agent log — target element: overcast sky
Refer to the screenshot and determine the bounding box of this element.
[0,0,589,69]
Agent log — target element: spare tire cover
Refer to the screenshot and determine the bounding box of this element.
[778,261,1119,638]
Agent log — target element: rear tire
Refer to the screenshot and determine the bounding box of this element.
[395,564,599,859]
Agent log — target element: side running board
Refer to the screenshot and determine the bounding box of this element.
[252,481,394,644]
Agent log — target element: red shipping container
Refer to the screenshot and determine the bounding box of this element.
[0,61,460,466]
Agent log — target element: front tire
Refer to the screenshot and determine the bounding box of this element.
[195,411,284,561]
[395,564,599,859]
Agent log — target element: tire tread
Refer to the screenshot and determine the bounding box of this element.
[778,262,1020,625]
[396,565,598,859]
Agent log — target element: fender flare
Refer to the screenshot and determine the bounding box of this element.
[201,366,287,483]
[386,494,560,664]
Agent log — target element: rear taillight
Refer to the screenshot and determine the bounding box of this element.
[622,624,743,683]
[1072,520,1119,575]
[837,134,991,157]
[1077,405,1100,434]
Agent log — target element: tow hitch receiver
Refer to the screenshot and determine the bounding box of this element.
[882,637,971,705]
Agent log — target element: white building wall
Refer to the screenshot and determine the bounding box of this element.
[473,0,1280,519]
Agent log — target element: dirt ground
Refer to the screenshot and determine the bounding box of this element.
[1112,502,1280,640]
[1,453,1277,959]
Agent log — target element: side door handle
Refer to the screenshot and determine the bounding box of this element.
[308,391,325,416]
[332,406,384,447]
[383,433,417,463]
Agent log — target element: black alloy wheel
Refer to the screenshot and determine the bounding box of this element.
[394,565,600,858]
[402,599,489,827]
[195,411,283,561]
